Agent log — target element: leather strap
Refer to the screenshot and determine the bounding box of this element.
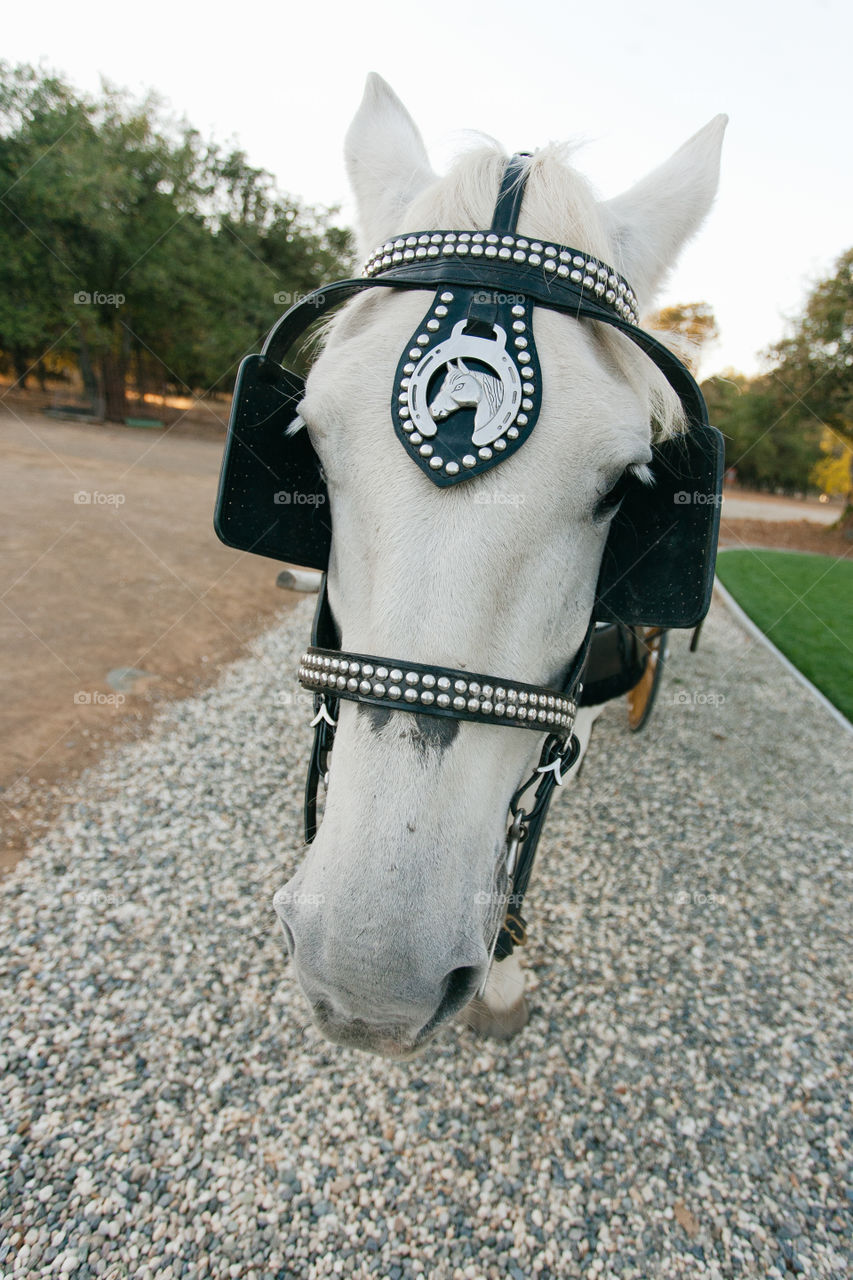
[489,153,531,235]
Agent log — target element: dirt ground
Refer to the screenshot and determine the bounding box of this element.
[0,397,300,872]
[2,392,849,874]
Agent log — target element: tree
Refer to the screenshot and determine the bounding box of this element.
[765,247,853,517]
[647,301,719,371]
[0,64,352,420]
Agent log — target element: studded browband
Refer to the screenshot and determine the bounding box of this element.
[364,231,640,326]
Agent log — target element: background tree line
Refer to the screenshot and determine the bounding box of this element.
[1,63,850,512]
[0,64,352,420]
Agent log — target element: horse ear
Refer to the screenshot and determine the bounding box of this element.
[345,74,437,258]
[603,115,727,309]
[455,359,469,373]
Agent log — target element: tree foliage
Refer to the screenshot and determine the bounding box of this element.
[0,64,352,419]
[647,301,719,370]
[701,250,853,498]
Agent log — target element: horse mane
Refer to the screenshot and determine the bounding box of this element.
[400,142,686,441]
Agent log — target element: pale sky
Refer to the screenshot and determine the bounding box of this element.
[4,0,851,379]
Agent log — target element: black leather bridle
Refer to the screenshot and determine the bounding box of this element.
[214,154,722,968]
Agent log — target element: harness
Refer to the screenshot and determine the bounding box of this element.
[214,155,723,965]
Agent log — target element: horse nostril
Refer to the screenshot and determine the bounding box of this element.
[436,964,482,1022]
[278,918,296,957]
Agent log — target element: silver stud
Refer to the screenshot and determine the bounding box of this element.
[478,446,493,460]
[454,679,467,693]
[517,352,531,364]
[445,461,460,476]
[453,696,466,711]
[416,334,430,346]
[557,264,569,278]
[501,235,514,246]
[522,398,533,410]
[484,246,497,257]
[462,455,476,468]
[570,270,582,284]
[517,707,527,720]
[440,291,454,302]
[427,246,439,256]
[494,438,506,451]
[495,687,506,700]
[437,693,450,708]
[506,705,517,718]
[455,243,469,255]
[507,689,518,702]
[517,414,528,426]
[419,443,433,457]
[513,320,526,332]
[507,427,519,440]
[583,276,594,289]
[469,681,481,695]
[481,700,493,715]
[427,319,440,332]
[486,234,499,244]
[410,433,423,445]
[435,305,448,317]
[544,260,556,272]
[528,254,541,266]
[422,674,436,688]
[372,682,386,697]
[517,238,529,249]
[415,247,426,258]
[359,679,371,695]
[498,248,511,259]
[511,304,525,317]
[421,690,435,705]
[514,336,528,349]
[403,362,415,374]
[495,703,506,717]
[467,698,480,713]
[405,671,419,685]
[403,249,415,261]
[429,457,443,470]
[470,244,484,255]
[437,676,451,690]
[362,664,374,677]
[389,668,402,681]
[513,249,526,262]
[404,688,418,703]
[409,348,422,360]
[388,685,401,700]
[442,244,455,255]
[403,421,414,433]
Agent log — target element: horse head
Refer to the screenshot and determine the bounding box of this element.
[274,74,725,1057]
[429,360,477,421]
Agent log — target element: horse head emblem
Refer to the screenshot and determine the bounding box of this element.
[429,359,504,435]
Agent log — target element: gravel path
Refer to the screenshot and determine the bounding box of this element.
[1,599,851,1280]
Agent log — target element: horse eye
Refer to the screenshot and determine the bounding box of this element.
[594,468,634,521]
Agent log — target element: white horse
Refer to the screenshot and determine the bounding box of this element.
[275,75,725,1058]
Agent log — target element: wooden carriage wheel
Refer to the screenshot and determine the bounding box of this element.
[626,627,668,733]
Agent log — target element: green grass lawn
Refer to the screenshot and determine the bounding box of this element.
[716,550,853,723]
